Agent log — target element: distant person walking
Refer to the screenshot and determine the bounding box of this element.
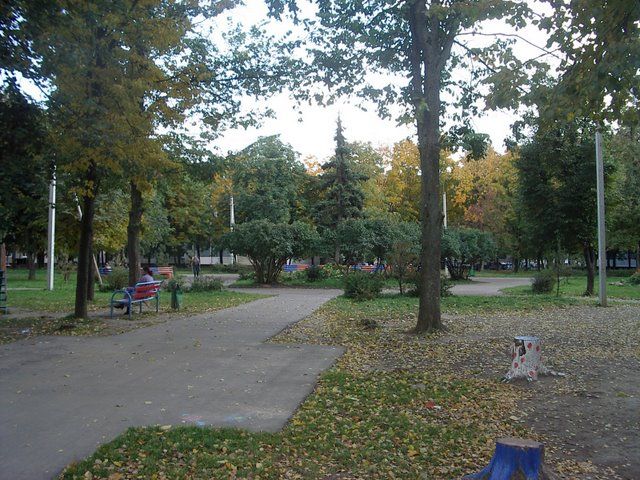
[191,254,200,278]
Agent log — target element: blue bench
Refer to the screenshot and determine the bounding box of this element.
[110,280,162,319]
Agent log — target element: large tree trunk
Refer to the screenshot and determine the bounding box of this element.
[513,256,520,273]
[127,181,143,286]
[415,54,442,331]
[87,247,95,301]
[583,243,595,296]
[408,2,454,333]
[637,241,640,273]
[0,243,6,271]
[75,182,96,319]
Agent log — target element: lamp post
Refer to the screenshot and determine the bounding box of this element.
[595,130,607,306]
[46,168,56,291]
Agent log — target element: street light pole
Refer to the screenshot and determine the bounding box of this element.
[595,130,607,307]
[46,169,56,291]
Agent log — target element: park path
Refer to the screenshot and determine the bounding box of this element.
[0,288,343,480]
[450,276,531,296]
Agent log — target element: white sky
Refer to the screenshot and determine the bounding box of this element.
[208,1,553,161]
[13,1,552,162]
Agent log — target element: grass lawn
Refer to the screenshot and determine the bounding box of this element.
[503,275,640,300]
[57,292,586,480]
[1,269,266,344]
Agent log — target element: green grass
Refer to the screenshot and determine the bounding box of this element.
[504,276,640,300]
[2,269,265,314]
[474,270,535,278]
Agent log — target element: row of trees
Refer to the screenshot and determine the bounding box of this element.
[2,1,638,331]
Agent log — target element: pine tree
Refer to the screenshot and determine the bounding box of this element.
[315,118,367,262]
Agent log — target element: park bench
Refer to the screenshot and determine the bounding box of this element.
[98,266,112,276]
[151,266,174,279]
[283,264,309,273]
[109,280,162,319]
[357,264,386,273]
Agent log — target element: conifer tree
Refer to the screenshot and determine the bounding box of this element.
[315,118,367,262]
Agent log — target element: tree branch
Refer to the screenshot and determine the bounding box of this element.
[457,31,563,60]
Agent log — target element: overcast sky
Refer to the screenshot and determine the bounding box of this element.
[208,1,553,161]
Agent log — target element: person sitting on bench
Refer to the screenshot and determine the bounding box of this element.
[115,267,155,314]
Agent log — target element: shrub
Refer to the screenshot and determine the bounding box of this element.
[321,263,344,279]
[532,270,556,293]
[344,271,383,301]
[188,276,223,292]
[409,273,452,297]
[100,267,129,291]
[238,270,255,281]
[166,277,184,293]
[306,265,328,282]
[628,273,640,285]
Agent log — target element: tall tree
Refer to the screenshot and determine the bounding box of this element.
[315,118,367,262]
[608,128,640,271]
[231,136,306,224]
[268,0,535,331]
[0,80,49,279]
[516,119,603,295]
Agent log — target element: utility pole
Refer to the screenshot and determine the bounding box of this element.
[595,130,607,307]
[229,195,236,264]
[46,169,56,291]
[442,192,448,229]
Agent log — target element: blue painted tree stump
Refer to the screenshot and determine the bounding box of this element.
[463,437,556,480]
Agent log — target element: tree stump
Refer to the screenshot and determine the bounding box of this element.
[504,336,547,381]
[463,437,556,479]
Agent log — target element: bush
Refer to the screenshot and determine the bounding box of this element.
[306,265,328,282]
[321,263,345,279]
[344,271,383,301]
[100,267,129,291]
[628,273,640,285]
[188,276,223,292]
[166,277,184,293]
[239,270,255,281]
[408,273,452,297]
[532,270,556,294]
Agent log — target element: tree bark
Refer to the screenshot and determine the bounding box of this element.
[583,243,595,296]
[513,257,520,273]
[0,243,6,271]
[127,181,144,286]
[414,12,442,333]
[637,240,640,273]
[27,252,37,280]
[75,181,96,319]
[87,247,95,301]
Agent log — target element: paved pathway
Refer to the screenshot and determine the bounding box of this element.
[450,276,532,296]
[0,288,343,480]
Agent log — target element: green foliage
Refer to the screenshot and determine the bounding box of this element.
[315,120,367,230]
[306,265,328,282]
[0,81,49,253]
[540,1,640,126]
[166,277,184,293]
[222,220,318,284]
[343,271,383,301]
[335,219,373,267]
[232,136,307,223]
[531,270,556,294]
[188,277,223,293]
[101,268,129,292]
[442,228,496,280]
[628,273,640,286]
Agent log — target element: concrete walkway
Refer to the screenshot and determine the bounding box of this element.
[0,288,343,480]
[450,276,532,296]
